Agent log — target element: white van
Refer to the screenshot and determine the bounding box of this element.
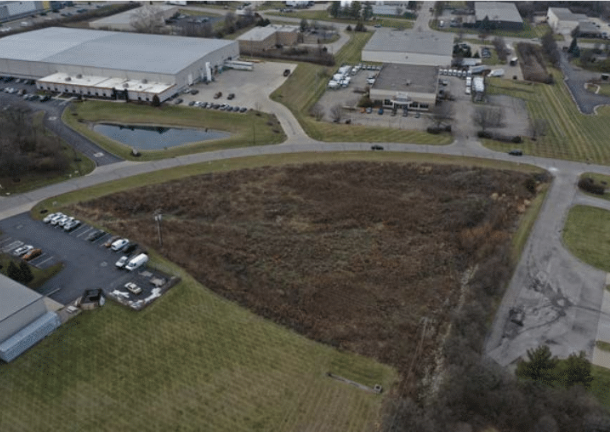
[125,253,149,271]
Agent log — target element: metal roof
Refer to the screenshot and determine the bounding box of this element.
[364,29,453,56]
[0,27,237,75]
[475,2,523,23]
[0,273,42,323]
[372,63,438,94]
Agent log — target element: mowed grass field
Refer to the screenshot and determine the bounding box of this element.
[0,260,397,432]
[485,71,610,165]
[270,31,452,145]
[563,205,610,272]
[63,101,286,161]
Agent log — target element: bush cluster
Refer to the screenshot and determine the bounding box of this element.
[578,177,606,195]
[477,130,522,143]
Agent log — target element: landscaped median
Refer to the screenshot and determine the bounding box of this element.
[62,101,286,161]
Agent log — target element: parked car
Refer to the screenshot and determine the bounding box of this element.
[378,108,384,115]
[13,245,34,257]
[188,101,196,106]
[174,98,183,105]
[43,212,59,223]
[371,145,384,151]
[366,107,372,114]
[51,215,69,226]
[227,93,235,100]
[283,69,291,77]
[87,230,106,242]
[103,235,120,247]
[214,92,222,99]
[508,149,523,156]
[111,238,129,251]
[123,243,138,255]
[190,89,199,95]
[239,107,248,113]
[115,256,129,269]
[64,219,81,232]
[125,253,149,271]
[58,216,74,227]
[125,282,142,295]
[23,248,42,261]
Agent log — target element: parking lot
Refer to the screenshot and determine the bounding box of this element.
[174,61,297,112]
[0,213,173,309]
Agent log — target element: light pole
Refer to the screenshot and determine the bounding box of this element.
[154,212,163,248]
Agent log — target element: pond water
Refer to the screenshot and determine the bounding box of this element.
[93,124,229,150]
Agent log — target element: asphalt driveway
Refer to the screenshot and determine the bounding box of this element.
[559,52,610,114]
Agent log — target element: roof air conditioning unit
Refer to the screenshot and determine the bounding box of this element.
[65,77,71,81]
[76,74,82,78]
[142,79,148,84]
[123,83,129,88]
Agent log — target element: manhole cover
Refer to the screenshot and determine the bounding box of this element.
[100,262,107,267]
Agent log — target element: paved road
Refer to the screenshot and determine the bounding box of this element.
[2,7,610,368]
[559,51,610,114]
[0,91,121,166]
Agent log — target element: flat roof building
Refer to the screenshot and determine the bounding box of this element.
[0,27,239,102]
[475,2,523,31]
[370,64,439,111]
[0,274,60,362]
[237,24,299,54]
[89,5,177,32]
[362,29,453,66]
[546,7,588,35]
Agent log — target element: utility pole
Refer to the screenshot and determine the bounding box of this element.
[154,212,163,248]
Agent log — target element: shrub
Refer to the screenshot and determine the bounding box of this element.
[512,136,523,143]
[578,177,605,195]
[477,130,492,138]
[358,95,373,107]
[426,126,441,134]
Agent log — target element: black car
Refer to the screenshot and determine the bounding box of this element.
[87,230,106,242]
[190,89,199,95]
[40,95,50,102]
[227,93,235,100]
[123,243,138,255]
[371,145,384,151]
[508,149,523,156]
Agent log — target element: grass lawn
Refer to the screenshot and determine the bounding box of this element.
[62,101,286,161]
[563,205,610,272]
[430,19,541,39]
[270,32,452,144]
[585,82,610,98]
[592,365,610,411]
[266,10,414,28]
[579,172,610,200]
[0,254,63,290]
[0,112,95,196]
[0,261,397,432]
[484,71,610,165]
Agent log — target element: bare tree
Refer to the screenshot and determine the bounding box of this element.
[430,102,454,129]
[130,6,165,34]
[224,12,236,33]
[473,106,503,131]
[530,118,548,139]
[330,104,343,122]
[310,104,325,121]
[492,37,510,63]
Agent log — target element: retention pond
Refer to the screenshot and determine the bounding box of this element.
[93,124,229,150]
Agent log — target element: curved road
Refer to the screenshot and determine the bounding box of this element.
[3,4,610,368]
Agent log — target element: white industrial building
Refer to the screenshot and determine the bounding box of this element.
[0,1,45,23]
[362,29,453,66]
[0,274,60,363]
[0,27,239,102]
[370,63,439,111]
[546,7,588,36]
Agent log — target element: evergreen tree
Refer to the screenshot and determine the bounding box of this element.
[152,95,160,107]
[329,1,340,18]
[560,351,594,389]
[299,18,309,32]
[568,37,580,57]
[19,261,33,284]
[516,345,558,386]
[7,261,21,283]
[362,2,373,21]
[349,1,362,20]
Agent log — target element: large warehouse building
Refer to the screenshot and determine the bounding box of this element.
[362,29,453,66]
[0,27,239,102]
[0,274,60,362]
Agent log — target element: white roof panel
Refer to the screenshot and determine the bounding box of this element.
[0,27,237,75]
[0,274,42,323]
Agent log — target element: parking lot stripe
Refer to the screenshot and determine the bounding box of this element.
[29,253,47,264]
[77,227,93,238]
[34,256,54,268]
[69,225,88,236]
[2,240,23,252]
[0,236,14,247]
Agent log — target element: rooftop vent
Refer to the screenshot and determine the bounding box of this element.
[76,74,82,78]
[123,83,129,88]
[65,77,71,81]
[142,79,148,84]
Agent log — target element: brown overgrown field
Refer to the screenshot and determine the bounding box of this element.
[69,162,539,393]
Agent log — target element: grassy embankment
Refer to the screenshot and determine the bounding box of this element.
[270,31,452,144]
[0,112,95,195]
[563,205,610,272]
[485,70,610,165]
[266,9,415,29]
[430,20,554,39]
[62,101,286,161]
